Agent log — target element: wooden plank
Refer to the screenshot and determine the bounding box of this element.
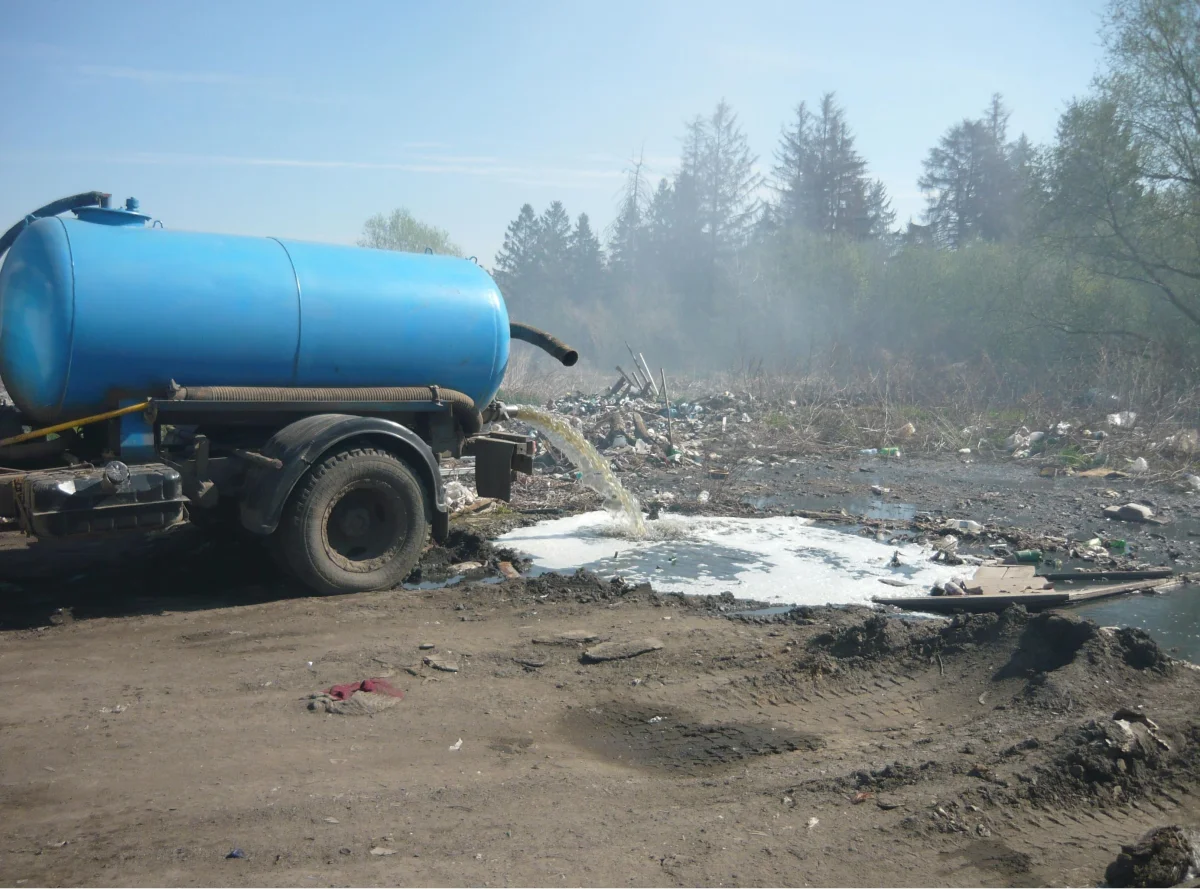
[874,576,1184,615]
[971,564,1052,595]
[1043,568,1173,583]
[874,592,1071,614]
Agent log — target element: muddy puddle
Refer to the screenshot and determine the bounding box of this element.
[497,510,963,607]
[498,505,1200,664]
[562,702,823,775]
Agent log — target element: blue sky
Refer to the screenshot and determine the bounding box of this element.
[1,0,1107,263]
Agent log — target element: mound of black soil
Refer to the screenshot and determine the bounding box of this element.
[807,607,1028,665]
[1032,719,1199,806]
[995,612,1170,681]
[1105,825,1199,888]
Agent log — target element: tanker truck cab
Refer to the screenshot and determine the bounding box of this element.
[0,193,578,596]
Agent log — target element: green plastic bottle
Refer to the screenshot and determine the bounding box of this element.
[1015,549,1042,564]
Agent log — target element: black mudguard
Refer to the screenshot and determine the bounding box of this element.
[238,414,448,542]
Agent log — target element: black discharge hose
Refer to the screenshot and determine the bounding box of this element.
[509,322,579,366]
[0,192,112,258]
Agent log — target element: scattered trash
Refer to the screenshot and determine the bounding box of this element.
[449,738,463,751]
[870,485,889,496]
[1162,429,1199,456]
[647,716,665,724]
[308,678,405,716]
[898,422,916,439]
[424,655,460,673]
[697,490,710,503]
[325,678,404,702]
[226,848,246,859]
[946,519,983,534]
[324,817,340,824]
[807,817,819,830]
[858,447,900,458]
[99,704,127,714]
[1188,475,1200,492]
[444,480,477,511]
[1129,457,1149,473]
[1005,428,1030,452]
[1108,411,1138,428]
[581,638,664,663]
[1014,549,1042,564]
[371,847,398,856]
[852,791,874,804]
[958,448,972,455]
[498,561,521,580]
[419,642,435,650]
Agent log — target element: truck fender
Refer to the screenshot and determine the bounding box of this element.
[238,414,448,542]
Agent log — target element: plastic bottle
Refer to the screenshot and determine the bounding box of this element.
[859,448,878,456]
[948,519,984,533]
[879,447,901,458]
[1015,549,1042,563]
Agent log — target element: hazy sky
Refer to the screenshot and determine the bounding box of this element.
[1,0,1107,263]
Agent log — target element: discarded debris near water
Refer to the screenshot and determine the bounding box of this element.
[875,563,1186,614]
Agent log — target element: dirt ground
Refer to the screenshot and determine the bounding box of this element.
[2,452,1199,887]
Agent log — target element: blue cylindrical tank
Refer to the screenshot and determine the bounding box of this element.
[0,204,509,424]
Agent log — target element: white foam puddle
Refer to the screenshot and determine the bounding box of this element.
[498,511,964,608]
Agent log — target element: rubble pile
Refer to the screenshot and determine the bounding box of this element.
[514,390,823,486]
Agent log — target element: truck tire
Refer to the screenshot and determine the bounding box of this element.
[276,447,430,595]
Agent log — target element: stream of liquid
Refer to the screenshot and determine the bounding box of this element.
[511,405,646,537]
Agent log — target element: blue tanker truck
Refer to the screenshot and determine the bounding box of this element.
[0,191,578,594]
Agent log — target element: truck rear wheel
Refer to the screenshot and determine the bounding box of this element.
[276,447,430,595]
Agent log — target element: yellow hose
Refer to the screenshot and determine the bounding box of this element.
[0,401,152,448]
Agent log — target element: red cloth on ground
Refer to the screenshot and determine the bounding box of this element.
[326,678,405,701]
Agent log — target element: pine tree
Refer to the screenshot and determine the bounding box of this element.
[772,93,888,239]
[773,101,813,226]
[919,95,1021,247]
[494,203,540,295]
[698,100,762,257]
[607,154,648,284]
[568,212,605,305]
